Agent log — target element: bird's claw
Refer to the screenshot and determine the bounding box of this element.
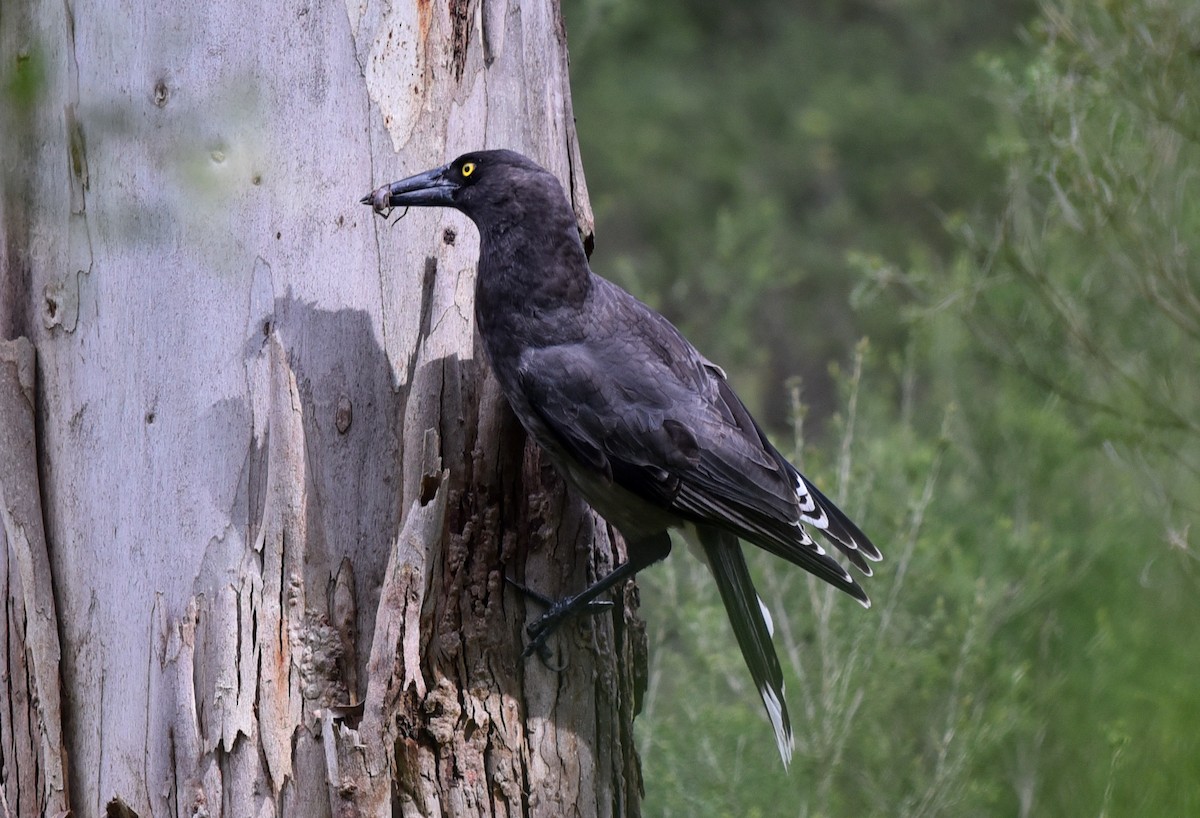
[506,576,614,668]
[522,628,566,670]
[521,604,580,670]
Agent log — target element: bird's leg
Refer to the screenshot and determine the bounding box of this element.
[517,531,672,661]
[505,576,615,614]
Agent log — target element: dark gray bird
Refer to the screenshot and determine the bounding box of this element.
[362,150,881,766]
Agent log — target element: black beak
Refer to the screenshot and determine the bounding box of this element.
[360,164,456,214]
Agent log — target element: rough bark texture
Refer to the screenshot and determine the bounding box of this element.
[0,340,70,817]
[0,0,645,816]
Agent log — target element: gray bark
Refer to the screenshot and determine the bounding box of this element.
[0,0,644,815]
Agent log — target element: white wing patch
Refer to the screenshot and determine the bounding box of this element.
[794,473,828,528]
[788,519,822,551]
[794,473,817,512]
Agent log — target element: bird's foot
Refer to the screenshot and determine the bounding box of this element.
[521,595,611,663]
[505,576,614,667]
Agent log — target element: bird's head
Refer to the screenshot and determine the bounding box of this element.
[361,149,567,227]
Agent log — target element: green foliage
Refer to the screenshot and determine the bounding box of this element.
[964,0,1200,530]
[565,0,1032,429]
[563,0,1200,814]
[635,340,1199,816]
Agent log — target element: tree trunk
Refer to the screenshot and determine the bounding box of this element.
[0,1,645,816]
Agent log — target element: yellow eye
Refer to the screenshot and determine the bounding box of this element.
[461,162,476,177]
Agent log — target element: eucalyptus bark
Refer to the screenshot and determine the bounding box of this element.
[0,1,644,816]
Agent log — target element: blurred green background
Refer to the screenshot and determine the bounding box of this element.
[562,0,1200,814]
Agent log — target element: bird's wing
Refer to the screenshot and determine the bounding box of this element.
[515,298,876,602]
[618,288,882,578]
[690,374,883,575]
[514,337,695,510]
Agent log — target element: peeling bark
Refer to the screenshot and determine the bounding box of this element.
[1,0,642,815]
[0,339,71,817]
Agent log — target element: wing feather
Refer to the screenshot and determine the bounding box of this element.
[513,278,879,604]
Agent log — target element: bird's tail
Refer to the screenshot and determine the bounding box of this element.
[696,525,794,768]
